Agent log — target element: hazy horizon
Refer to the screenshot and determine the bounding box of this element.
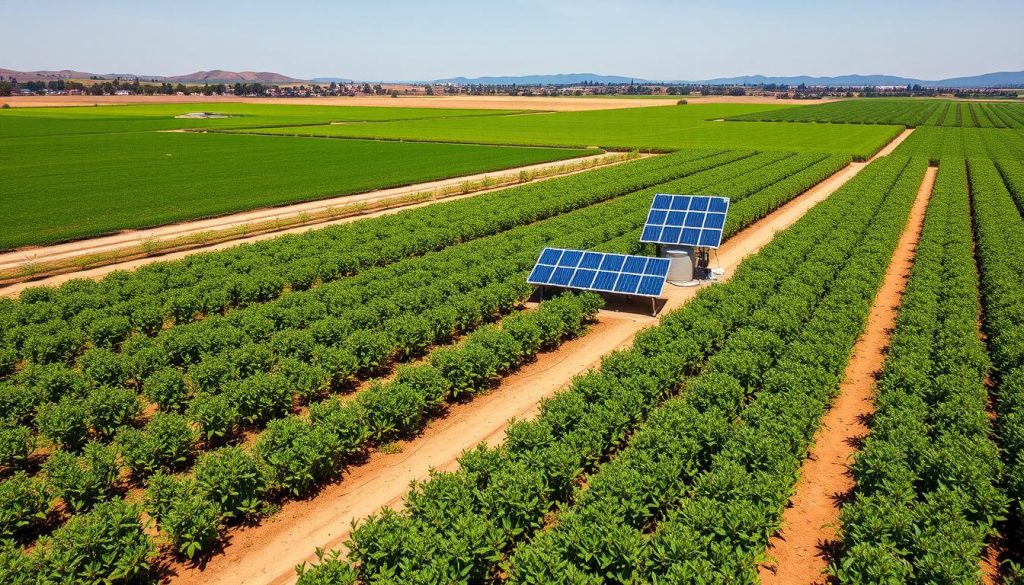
[6,0,1023,81]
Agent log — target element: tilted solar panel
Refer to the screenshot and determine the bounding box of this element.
[640,194,730,249]
[527,248,670,298]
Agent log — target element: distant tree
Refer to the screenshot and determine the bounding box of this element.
[0,81,12,96]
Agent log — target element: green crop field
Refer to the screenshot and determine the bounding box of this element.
[728,97,1024,128]
[0,103,524,138]
[228,103,902,159]
[0,132,591,249]
[891,126,1024,160]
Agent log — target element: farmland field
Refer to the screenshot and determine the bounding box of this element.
[226,103,903,159]
[0,133,592,249]
[728,98,1024,128]
[0,103,525,138]
[3,93,1024,585]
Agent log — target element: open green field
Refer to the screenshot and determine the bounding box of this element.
[892,126,1024,160]
[0,103,523,138]
[0,132,591,249]
[728,98,1024,128]
[228,104,902,158]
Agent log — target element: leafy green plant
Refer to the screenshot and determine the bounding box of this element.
[142,367,189,412]
[43,441,119,513]
[227,372,292,426]
[116,412,195,479]
[193,446,265,521]
[162,489,221,559]
[84,385,141,438]
[186,392,238,444]
[35,396,89,452]
[0,425,33,470]
[28,500,154,583]
[0,472,49,540]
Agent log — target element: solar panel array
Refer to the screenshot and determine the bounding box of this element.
[640,194,730,249]
[527,247,670,298]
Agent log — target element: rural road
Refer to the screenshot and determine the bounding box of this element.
[167,129,914,585]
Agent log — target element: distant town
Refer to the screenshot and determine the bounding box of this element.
[1,76,1020,101]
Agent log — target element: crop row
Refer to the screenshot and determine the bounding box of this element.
[0,150,768,465]
[0,292,602,580]
[0,150,846,560]
[0,148,730,370]
[1,150,826,451]
[892,127,1024,162]
[728,99,1024,129]
[503,157,925,583]
[833,160,1005,583]
[969,157,1024,575]
[292,155,923,584]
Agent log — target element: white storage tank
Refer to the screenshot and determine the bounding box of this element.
[663,247,695,285]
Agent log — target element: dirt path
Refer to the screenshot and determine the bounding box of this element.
[758,165,936,585]
[0,152,628,295]
[166,130,911,585]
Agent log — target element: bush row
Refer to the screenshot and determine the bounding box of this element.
[0,293,601,576]
[140,292,602,560]
[502,155,921,583]
[833,159,1005,583]
[969,157,1024,576]
[293,155,921,584]
[2,148,817,473]
[0,149,737,368]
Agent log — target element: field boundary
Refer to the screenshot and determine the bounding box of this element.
[0,151,635,293]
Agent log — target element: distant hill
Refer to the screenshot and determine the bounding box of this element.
[0,67,306,84]
[431,70,1024,88]
[5,66,1023,88]
[692,71,1024,88]
[163,70,304,83]
[434,73,647,85]
[0,68,103,81]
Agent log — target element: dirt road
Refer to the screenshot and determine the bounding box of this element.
[758,165,936,585]
[167,129,913,585]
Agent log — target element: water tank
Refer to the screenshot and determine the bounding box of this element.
[663,247,695,284]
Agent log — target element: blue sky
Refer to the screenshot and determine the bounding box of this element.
[6,0,1023,81]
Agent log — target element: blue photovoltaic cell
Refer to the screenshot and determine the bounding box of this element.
[622,256,648,274]
[593,271,618,291]
[638,276,664,296]
[528,248,668,298]
[579,252,603,270]
[614,273,642,294]
[550,267,574,286]
[640,194,730,249]
[539,248,562,265]
[570,269,597,288]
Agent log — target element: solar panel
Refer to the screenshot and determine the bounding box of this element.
[527,248,670,298]
[640,194,730,249]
